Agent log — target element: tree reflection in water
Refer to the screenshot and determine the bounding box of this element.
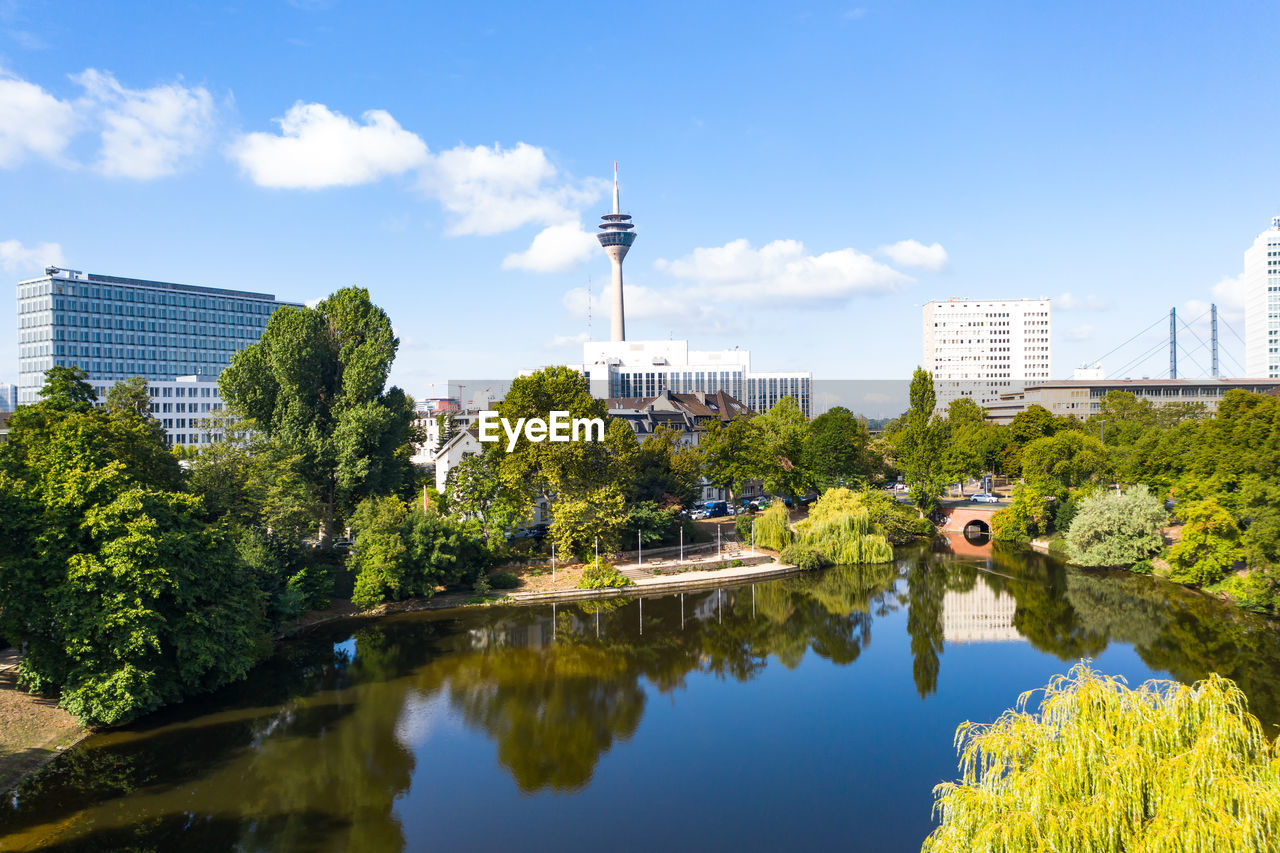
[5,545,1280,851]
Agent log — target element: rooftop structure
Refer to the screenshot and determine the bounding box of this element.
[606,389,755,443]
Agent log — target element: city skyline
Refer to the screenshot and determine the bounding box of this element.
[3,2,1279,397]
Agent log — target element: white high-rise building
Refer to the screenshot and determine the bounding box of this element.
[923,297,1052,411]
[1244,216,1280,378]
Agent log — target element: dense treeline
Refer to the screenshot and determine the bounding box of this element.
[890,366,1280,614]
[0,288,442,726]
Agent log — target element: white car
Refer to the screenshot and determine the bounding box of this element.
[973,493,1000,503]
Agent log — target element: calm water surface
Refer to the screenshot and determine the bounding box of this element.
[4,541,1280,852]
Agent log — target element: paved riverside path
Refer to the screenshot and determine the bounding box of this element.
[506,556,803,605]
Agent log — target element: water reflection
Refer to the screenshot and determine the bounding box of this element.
[3,544,1280,851]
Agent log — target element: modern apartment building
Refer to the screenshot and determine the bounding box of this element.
[1244,216,1280,378]
[923,297,1052,412]
[15,267,299,441]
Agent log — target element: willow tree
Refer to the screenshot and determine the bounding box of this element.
[793,488,894,564]
[925,664,1280,852]
[219,287,418,543]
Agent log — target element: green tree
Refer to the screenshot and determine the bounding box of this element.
[1020,430,1108,491]
[549,483,629,559]
[1065,485,1167,567]
[1002,404,1058,474]
[630,425,701,508]
[925,665,1280,852]
[445,451,526,544]
[487,367,638,557]
[804,406,870,490]
[749,396,813,500]
[700,416,759,504]
[899,368,947,511]
[0,369,264,726]
[1167,497,1244,586]
[219,287,419,542]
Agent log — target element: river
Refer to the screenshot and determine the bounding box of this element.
[3,540,1279,852]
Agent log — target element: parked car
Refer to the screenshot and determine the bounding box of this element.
[973,493,1000,504]
[505,523,549,542]
[704,500,729,518]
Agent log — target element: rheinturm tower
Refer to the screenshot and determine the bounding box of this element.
[597,163,636,342]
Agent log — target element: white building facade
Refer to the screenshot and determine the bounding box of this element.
[1244,216,1280,378]
[573,340,813,417]
[923,297,1052,412]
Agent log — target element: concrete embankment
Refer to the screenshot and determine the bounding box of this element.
[505,559,804,605]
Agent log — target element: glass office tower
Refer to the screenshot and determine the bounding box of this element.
[16,267,299,406]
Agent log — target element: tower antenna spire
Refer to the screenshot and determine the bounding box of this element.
[597,161,636,342]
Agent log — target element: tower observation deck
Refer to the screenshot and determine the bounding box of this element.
[598,162,636,342]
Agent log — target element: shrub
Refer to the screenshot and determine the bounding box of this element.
[1211,571,1279,615]
[856,487,933,544]
[577,558,632,589]
[280,563,333,619]
[925,665,1280,852]
[991,483,1054,542]
[472,571,491,595]
[488,571,520,590]
[734,512,753,542]
[1064,485,1167,567]
[729,558,743,567]
[780,543,824,570]
[349,496,490,609]
[1131,559,1154,575]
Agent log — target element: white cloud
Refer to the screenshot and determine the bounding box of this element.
[0,239,64,274]
[1065,324,1095,342]
[877,239,948,271]
[419,142,606,236]
[546,331,590,349]
[655,238,911,304]
[1210,273,1247,321]
[73,69,216,179]
[230,102,428,189]
[563,281,707,324]
[502,221,598,273]
[1057,292,1111,311]
[0,71,77,167]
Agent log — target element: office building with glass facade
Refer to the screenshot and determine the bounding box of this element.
[16,267,299,441]
[545,339,812,417]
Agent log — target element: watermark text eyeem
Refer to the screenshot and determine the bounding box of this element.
[477,411,605,452]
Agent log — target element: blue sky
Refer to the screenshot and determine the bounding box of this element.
[2,0,1278,397]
